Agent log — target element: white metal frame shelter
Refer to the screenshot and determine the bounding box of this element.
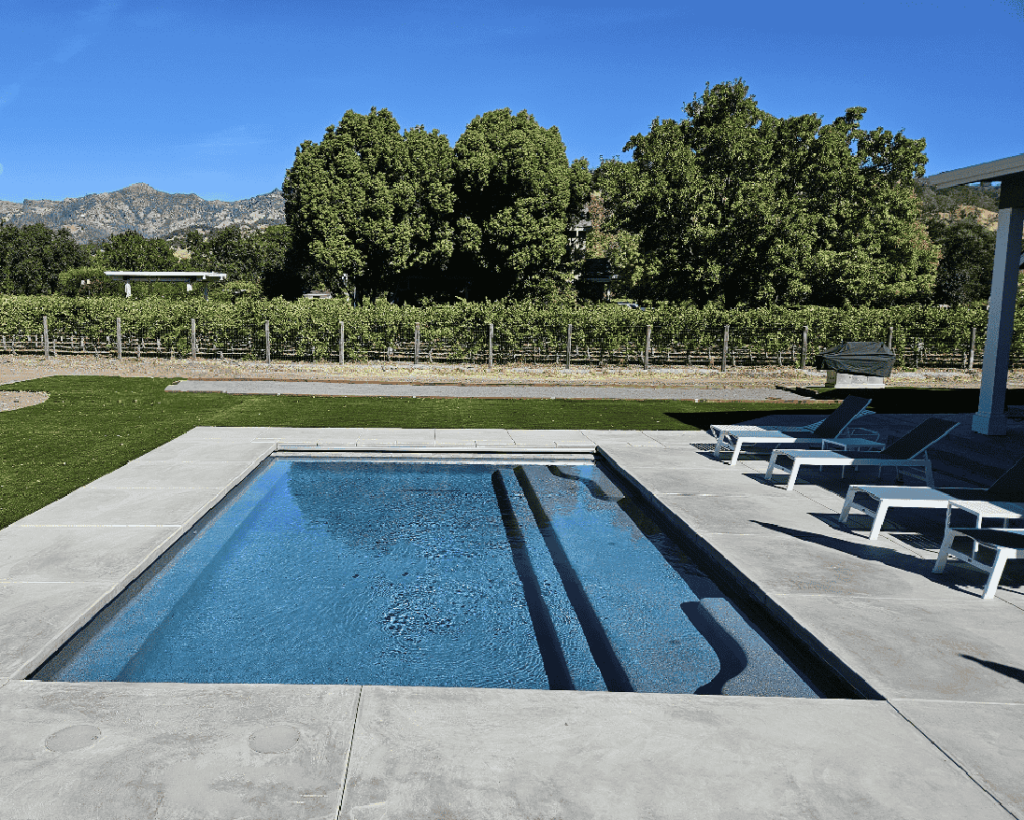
[104,271,227,300]
[923,154,1024,435]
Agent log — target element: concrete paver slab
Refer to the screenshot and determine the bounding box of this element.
[434,429,515,445]
[84,458,253,490]
[698,530,990,602]
[582,430,662,446]
[775,594,1024,702]
[0,525,176,582]
[0,681,359,820]
[506,429,594,444]
[893,699,1024,818]
[600,445,765,476]
[11,487,224,527]
[637,430,708,447]
[653,492,840,536]
[339,686,1009,820]
[136,440,275,464]
[0,583,114,679]
[609,465,769,496]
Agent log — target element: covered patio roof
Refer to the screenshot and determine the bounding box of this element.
[104,271,227,300]
[922,153,1024,435]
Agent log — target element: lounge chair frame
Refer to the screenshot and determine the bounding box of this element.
[933,520,1024,600]
[710,396,873,466]
[839,455,1024,540]
[764,418,958,492]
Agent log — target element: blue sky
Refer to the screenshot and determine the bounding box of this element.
[1,0,1022,203]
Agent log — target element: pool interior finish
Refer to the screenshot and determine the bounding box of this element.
[33,455,821,697]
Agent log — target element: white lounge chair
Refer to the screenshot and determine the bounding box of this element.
[710,396,873,466]
[765,418,959,492]
[839,455,1024,540]
[933,524,1024,600]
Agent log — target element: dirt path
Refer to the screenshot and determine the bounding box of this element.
[0,353,996,389]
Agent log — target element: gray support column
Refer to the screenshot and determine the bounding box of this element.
[801,326,808,368]
[414,322,420,365]
[566,323,572,369]
[644,324,652,370]
[42,316,49,360]
[116,317,122,360]
[974,176,1024,435]
[488,323,494,368]
[339,321,345,365]
[265,320,271,364]
[190,318,197,360]
[968,326,977,370]
[721,325,730,373]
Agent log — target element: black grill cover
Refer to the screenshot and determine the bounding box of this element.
[815,342,895,377]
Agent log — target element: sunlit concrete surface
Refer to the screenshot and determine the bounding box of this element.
[1,424,1022,818]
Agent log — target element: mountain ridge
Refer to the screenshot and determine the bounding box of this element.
[0,183,285,244]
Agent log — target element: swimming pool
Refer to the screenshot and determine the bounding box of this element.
[32,454,820,697]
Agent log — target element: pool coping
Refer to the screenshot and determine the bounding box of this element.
[2,426,1023,819]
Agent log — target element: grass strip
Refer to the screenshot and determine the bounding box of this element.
[0,376,834,529]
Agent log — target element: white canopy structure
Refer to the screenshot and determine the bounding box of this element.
[923,154,1024,435]
[104,271,227,300]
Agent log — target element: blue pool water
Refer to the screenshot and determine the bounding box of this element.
[34,456,820,696]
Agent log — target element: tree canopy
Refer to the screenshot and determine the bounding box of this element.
[0,221,89,295]
[452,109,580,300]
[97,230,179,272]
[601,80,937,308]
[927,215,998,306]
[283,108,456,303]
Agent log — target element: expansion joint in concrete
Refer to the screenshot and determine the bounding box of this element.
[888,701,1020,819]
[336,685,364,819]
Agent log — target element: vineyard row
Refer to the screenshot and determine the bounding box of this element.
[0,314,1000,370]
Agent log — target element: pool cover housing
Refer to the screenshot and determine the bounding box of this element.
[815,342,895,378]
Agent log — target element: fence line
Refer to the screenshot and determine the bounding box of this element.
[0,315,1000,370]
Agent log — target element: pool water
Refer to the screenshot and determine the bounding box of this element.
[33,457,820,697]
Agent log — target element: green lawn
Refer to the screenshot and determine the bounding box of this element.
[0,376,834,529]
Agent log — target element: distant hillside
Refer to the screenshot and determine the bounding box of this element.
[0,182,285,244]
[931,204,1000,231]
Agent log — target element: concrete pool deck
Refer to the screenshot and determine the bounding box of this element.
[1,426,1023,819]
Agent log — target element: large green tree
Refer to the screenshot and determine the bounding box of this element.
[98,230,179,272]
[452,109,580,300]
[926,215,998,306]
[282,108,456,302]
[182,224,292,298]
[0,221,89,295]
[604,80,937,307]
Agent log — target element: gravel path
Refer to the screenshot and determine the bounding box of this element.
[165,379,805,401]
[0,352,1004,409]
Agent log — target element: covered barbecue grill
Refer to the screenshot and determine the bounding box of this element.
[815,341,895,388]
